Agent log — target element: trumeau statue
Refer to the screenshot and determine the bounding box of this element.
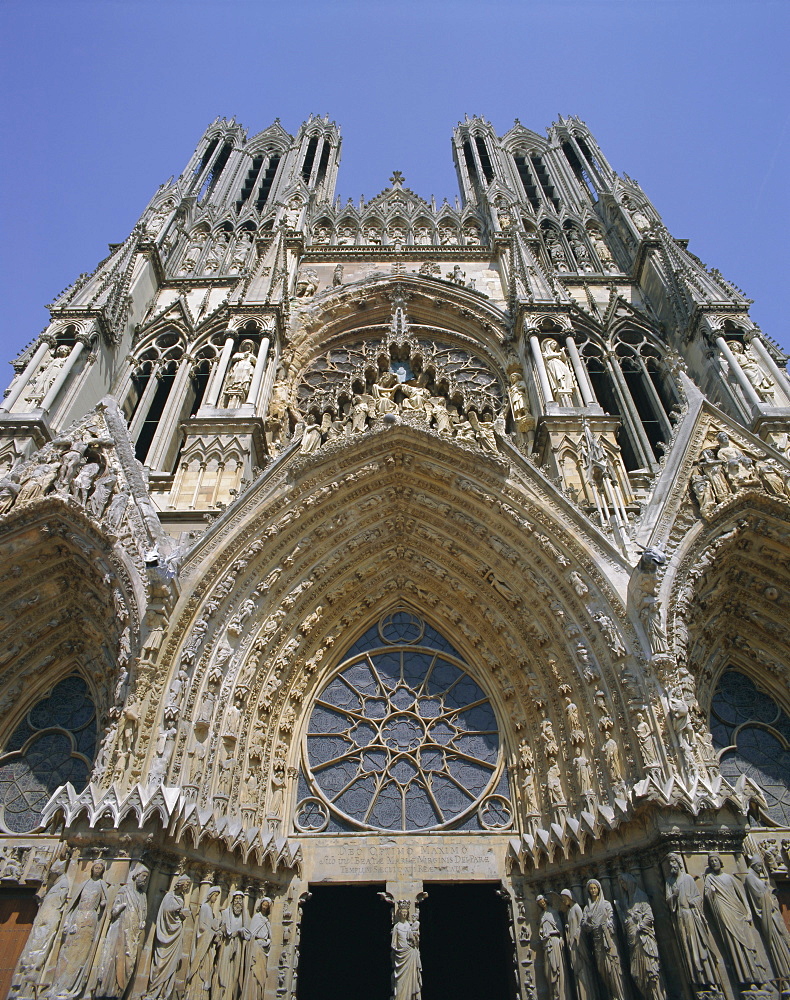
[391,901,421,1000]
[93,865,150,1000]
[703,853,770,986]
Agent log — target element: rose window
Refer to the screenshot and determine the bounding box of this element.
[303,612,503,831]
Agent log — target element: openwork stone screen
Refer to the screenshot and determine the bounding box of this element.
[0,675,96,833]
[710,669,790,825]
[302,612,503,832]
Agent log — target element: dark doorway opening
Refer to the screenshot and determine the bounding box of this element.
[420,883,516,1000]
[297,884,391,1000]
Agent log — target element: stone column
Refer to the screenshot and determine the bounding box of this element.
[750,336,790,399]
[41,336,90,413]
[715,335,762,409]
[127,368,161,442]
[0,335,54,412]
[145,356,193,471]
[246,335,271,408]
[530,334,554,410]
[565,335,596,406]
[204,333,235,408]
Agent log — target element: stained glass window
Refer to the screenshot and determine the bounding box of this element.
[0,676,96,833]
[710,669,790,825]
[303,612,504,832]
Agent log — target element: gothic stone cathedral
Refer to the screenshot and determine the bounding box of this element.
[0,114,789,1000]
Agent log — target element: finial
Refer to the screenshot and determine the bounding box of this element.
[390,171,404,186]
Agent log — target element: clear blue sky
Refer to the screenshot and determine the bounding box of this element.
[1,0,788,377]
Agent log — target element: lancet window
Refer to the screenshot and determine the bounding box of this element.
[297,611,510,834]
[0,675,97,833]
[197,140,233,204]
[710,669,790,826]
[579,332,679,471]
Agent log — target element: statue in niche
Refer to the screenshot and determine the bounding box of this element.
[148,875,192,1000]
[744,858,790,979]
[519,742,540,815]
[391,900,422,1000]
[149,724,177,786]
[635,712,660,771]
[616,873,666,1000]
[213,892,250,1000]
[569,234,594,272]
[560,890,596,1000]
[350,394,374,433]
[186,886,221,1000]
[537,895,569,1000]
[203,233,231,274]
[223,341,257,408]
[145,200,174,237]
[337,225,355,245]
[93,865,150,1000]
[638,593,668,657]
[542,339,575,405]
[704,853,770,986]
[242,896,272,1000]
[164,669,189,725]
[663,853,719,987]
[602,736,626,794]
[582,880,626,1000]
[468,411,498,453]
[228,231,254,274]
[283,198,302,229]
[574,754,596,810]
[727,341,775,401]
[668,688,697,774]
[507,370,533,432]
[546,761,566,808]
[546,237,570,272]
[415,225,431,245]
[463,224,481,246]
[389,225,406,246]
[439,226,459,246]
[311,226,330,245]
[588,229,616,270]
[365,226,382,245]
[24,344,71,406]
[13,860,70,996]
[49,860,108,998]
[299,414,322,455]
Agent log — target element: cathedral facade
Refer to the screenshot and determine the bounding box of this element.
[0,114,789,1000]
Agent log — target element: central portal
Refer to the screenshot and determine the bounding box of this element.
[420,884,516,1000]
[297,884,391,1000]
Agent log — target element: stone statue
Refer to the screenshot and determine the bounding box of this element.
[49,860,108,998]
[93,864,150,999]
[715,431,759,490]
[728,341,775,401]
[617,873,665,1000]
[241,896,272,1000]
[13,860,70,996]
[635,712,660,771]
[546,761,566,808]
[25,345,71,406]
[703,853,770,986]
[186,886,221,1000]
[391,900,421,1000]
[543,340,575,405]
[581,879,625,1000]
[147,875,192,999]
[537,895,568,1000]
[663,853,719,987]
[744,859,790,979]
[299,414,322,455]
[223,341,257,408]
[507,370,533,433]
[294,268,318,297]
[560,890,596,1000]
[589,229,616,270]
[371,371,399,416]
[213,892,250,1000]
